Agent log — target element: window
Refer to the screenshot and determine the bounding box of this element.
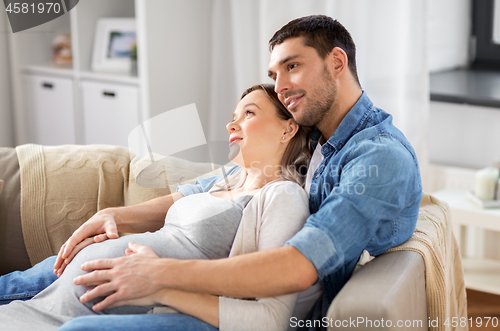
[473,0,500,69]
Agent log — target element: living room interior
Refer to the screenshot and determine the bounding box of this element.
[1,0,500,329]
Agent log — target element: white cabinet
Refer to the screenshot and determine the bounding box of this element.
[82,81,140,146]
[23,74,76,145]
[433,189,500,295]
[8,0,213,146]
[9,0,139,146]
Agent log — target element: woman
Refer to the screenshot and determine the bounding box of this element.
[0,84,315,331]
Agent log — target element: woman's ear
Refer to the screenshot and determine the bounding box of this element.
[283,119,299,141]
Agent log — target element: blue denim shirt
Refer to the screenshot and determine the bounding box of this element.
[177,92,422,315]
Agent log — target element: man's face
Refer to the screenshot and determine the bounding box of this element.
[268,36,337,127]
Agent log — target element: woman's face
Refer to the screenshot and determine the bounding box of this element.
[226,90,288,168]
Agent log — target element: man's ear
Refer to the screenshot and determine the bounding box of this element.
[329,47,348,78]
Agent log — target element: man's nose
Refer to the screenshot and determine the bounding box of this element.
[274,74,291,97]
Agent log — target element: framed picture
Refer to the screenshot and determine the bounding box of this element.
[91,18,136,73]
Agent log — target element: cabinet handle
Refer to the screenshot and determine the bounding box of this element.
[42,83,54,89]
[103,91,116,97]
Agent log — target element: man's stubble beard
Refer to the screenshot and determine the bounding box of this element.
[294,64,337,128]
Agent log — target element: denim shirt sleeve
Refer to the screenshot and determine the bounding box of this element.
[285,135,422,280]
[176,165,241,196]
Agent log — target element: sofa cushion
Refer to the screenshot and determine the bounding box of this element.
[16,144,132,265]
[0,147,31,274]
[15,144,224,265]
[124,152,217,206]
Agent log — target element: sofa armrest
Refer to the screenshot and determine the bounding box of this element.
[327,250,427,330]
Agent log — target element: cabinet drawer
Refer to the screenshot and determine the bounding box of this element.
[23,74,76,145]
[81,81,140,147]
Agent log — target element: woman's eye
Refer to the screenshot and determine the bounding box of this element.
[246,110,254,116]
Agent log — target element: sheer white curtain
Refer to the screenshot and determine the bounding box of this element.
[208,0,429,170]
[427,0,471,73]
[0,10,14,147]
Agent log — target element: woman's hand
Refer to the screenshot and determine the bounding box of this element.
[124,241,157,258]
[55,192,183,276]
[54,237,94,276]
[53,208,121,276]
[102,288,170,309]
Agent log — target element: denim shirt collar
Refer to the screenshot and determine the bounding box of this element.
[310,91,373,156]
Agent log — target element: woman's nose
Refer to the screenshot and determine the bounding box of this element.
[226,121,239,133]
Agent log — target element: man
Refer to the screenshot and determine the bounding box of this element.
[2,15,422,329]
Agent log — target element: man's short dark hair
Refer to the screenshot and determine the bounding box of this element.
[269,15,360,86]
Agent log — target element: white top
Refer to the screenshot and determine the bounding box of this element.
[218,181,315,331]
[154,180,319,330]
[305,142,324,196]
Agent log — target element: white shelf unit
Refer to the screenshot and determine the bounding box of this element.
[21,65,140,85]
[8,0,214,150]
[432,189,500,295]
[8,0,140,147]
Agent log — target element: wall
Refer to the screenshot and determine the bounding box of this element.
[140,0,212,128]
[136,0,213,161]
[0,9,14,147]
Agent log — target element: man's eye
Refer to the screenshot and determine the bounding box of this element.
[288,64,297,71]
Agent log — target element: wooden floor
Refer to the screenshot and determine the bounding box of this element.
[467,289,500,331]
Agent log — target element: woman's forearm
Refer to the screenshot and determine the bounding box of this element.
[114,192,184,233]
[157,289,219,328]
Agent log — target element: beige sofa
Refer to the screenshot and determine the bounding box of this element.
[328,250,426,330]
[0,144,466,330]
